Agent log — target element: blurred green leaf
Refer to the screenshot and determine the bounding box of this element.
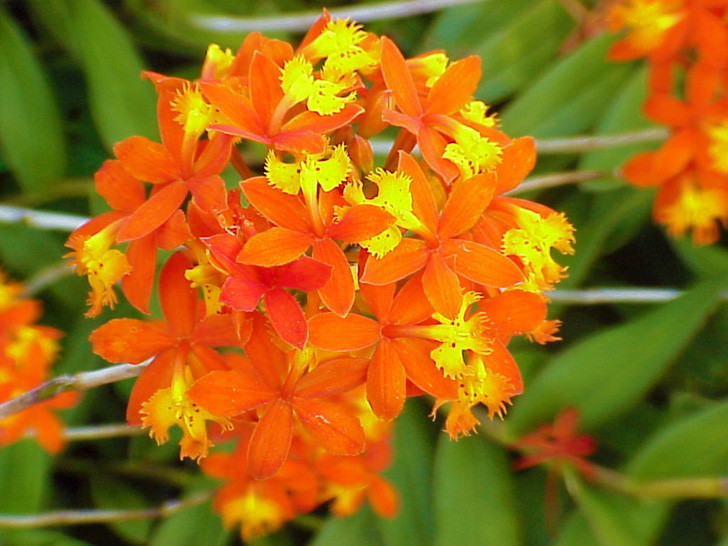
[0,7,66,194]
[433,436,520,546]
[69,0,157,150]
[377,400,436,546]
[90,475,152,544]
[475,0,573,102]
[508,276,727,436]
[0,440,51,514]
[567,474,661,546]
[148,495,229,546]
[501,34,632,137]
[626,399,728,479]
[309,505,384,546]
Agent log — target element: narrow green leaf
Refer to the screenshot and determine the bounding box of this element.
[0,440,51,514]
[567,474,660,546]
[626,399,728,479]
[377,399,436,546]
[433,437,520,546]
[309,505,384,546]
[475,0,574,102]
[69,0,157,150]
[148,495,229,546]
[507,276,727,436]
[1,529,95,546]
[90,475,152,544]
[0,8,66,194]
[500,34,631,137]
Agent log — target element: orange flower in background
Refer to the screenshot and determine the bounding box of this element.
[0,272,76,453]
[607,0,728,243]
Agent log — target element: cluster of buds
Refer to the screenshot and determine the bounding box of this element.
[0,273,73,453]
[65,12,574,538]
[607,0,728,244]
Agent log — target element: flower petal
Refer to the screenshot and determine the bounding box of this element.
[187,370,276,416]
[308,312,380,351]
[360,238,429,285]
[422,252,462,319]
[116,181,188,242]
[438,172,496,239]
[95,160,145,212]
[241,177,311,232]
[312,239,354,317]
[248,400,293,479]
[159,252,198,337]
[426,55,481,115]
[90,318,172,363]
[444,239,524,287]
[264,288,308,349]
[380,37,422,119]
[367,340,406,420]
[291,398,365,456]
[237,227,314,266]
[295,357,368,399]
[328,204,395,242]
[114,136,178,184]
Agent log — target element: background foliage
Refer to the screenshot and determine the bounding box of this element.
[1,0,727,545]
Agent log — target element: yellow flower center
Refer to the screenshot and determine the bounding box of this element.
[442,125,502,179]
[265,144,350,195]
[609,0,682,52]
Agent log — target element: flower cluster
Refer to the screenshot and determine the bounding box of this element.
[66,12,573,538]
[607,0,728,244]
[0,272,74,453]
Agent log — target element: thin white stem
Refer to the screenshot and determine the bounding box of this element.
[0,490,213,528]
[534,127,667,154]
[0,361,149,421]
[505,169,607,195]
[0,204,89,232]
[188,0,484,33]
[23,262,75,296]
[549,287,728,304]
[62,423,144,441]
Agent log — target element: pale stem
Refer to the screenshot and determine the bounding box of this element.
[0,361,149,421]
[0,490,213,528]
[187,0,485,33]
[505,169,607,195]
[22,262,75,296]
[0,204,89,232]
[549,287,728,305]
[534,127,668,153]
[61,423,144,442]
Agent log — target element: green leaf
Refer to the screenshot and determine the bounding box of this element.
[626,399,728,479]
[377,399,436,546]
[69,0,157,150]
[309,505,384,546]
[433,437,520,546]
[89,475,152,544]
[500,34,632,137]
[474,0,574,102]
[507,276,727,436]
[148,495,229,546]
[0,440,51,514]
[567,474,663,546]
[0,529,95,546]
[0,7,66,194]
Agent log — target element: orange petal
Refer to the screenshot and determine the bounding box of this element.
[114,136,178,184]
[200,82,265,138]
[438,172,496,239]
[237,227,313,266]
[643,95,690,126]
[312,239,354,317]
[388,273,433,326]
[444,239,524,287]
[121,234,156,314]
[495,137,536,194]
[291,398,365,456]
[398,152,438,234]
[368,476,399,518]
[90,318,172,363]
[248,400,293,479]
[295,357,368,398]
[418,125,460,183]
[283,104,364,137]
[367,340,406,420]
[188,175,227,215]
[126,350,175,425]
[652,129,694,182]
[478,290,546,342]
[308,312,380,351]
[380,37,423,119]
[249,52,285,126]
[392,338,457,400]
[426,56,481,115]
[621,151,658,187]
[422,252,462,319]
[360,238,429,285]
[116,181,188,242]
[264,288,308,349]
[95,160,145,212]
[327,204,395,243]
[241,177,311,232]
[158,252,198,337]
[484,340,523,394]
[187,370,276,416]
